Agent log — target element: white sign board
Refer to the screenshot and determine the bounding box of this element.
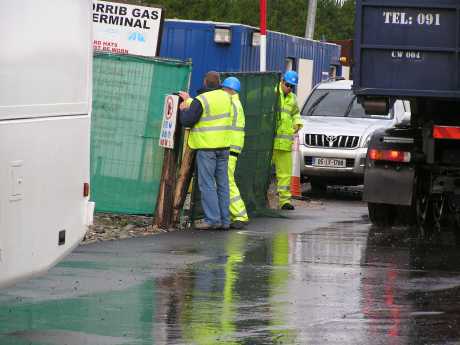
[159,95,179,149]
[342,66,351,80]
[297,59,314,108]
[92,0,163,57]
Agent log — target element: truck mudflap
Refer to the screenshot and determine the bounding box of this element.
[363,127,416,205]
[363,164,415,206]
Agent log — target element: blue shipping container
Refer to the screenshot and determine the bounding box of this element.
[354,0,460,99]
[160,20,340,96]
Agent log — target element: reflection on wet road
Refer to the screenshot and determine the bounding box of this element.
[1,200,460,344]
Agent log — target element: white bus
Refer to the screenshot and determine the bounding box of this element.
[0,0,94,288]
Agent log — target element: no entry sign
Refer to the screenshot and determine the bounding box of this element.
[159,95,179,149]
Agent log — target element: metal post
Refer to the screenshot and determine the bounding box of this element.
[305,0,317,40]
[260,0,267,72]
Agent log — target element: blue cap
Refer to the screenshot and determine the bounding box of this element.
[283,70,298,86]
[222,77,241,92]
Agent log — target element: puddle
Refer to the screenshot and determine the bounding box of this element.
[7,330,132,345]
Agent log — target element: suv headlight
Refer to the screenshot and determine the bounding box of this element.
[362,134,372,148]
[298,131,305,146]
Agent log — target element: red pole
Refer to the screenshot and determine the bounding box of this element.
[260,0,267,71]
[260,0,266,35]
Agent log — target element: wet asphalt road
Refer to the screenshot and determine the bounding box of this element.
[1,190,460,345]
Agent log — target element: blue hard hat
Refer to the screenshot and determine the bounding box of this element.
[283,70,298,86]
[222,77,241,92]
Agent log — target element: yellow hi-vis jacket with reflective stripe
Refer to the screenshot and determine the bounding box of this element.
[188,89,233,149]
[274,83,303,151]
[184,98,193,107]
[230,94,245,154]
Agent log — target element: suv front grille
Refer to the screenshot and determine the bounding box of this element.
[305,134,360,149]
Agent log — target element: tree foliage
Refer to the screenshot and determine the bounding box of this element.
[316,0,355,40]
[126,0,355,40]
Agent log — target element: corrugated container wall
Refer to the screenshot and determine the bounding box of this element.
[160,20,340,97]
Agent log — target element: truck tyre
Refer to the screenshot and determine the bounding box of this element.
[447,196,460,246]
[398,205,417,226]
[415,190,438,242]
[368,203,395,227]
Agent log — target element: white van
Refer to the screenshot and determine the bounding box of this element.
[0,0,94,287]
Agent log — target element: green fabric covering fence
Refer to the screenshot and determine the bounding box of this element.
[90,53,191,214]
[192,72,281,221]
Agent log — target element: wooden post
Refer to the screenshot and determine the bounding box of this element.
[154,148,178,229]
[154,102,182,229]
[172,128,196,227]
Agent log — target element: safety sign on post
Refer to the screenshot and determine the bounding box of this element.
[159,94,179,149]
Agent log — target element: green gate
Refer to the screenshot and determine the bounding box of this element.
[91,54,191,214]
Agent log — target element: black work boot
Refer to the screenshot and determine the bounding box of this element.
[230,221,247,229]
[281,203,295,210]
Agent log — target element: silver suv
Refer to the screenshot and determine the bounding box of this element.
[299,80,410,192]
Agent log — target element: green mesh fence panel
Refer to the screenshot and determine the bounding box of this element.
[192,72,281,221]
[91,54,191,214]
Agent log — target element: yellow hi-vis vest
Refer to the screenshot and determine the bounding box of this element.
[188,89,233,149]
[274,83,303,151]
[184,98,193,107]
[230,94,245,154]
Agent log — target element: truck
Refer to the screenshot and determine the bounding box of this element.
[0,0,94,287]
[354,0,460,240]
